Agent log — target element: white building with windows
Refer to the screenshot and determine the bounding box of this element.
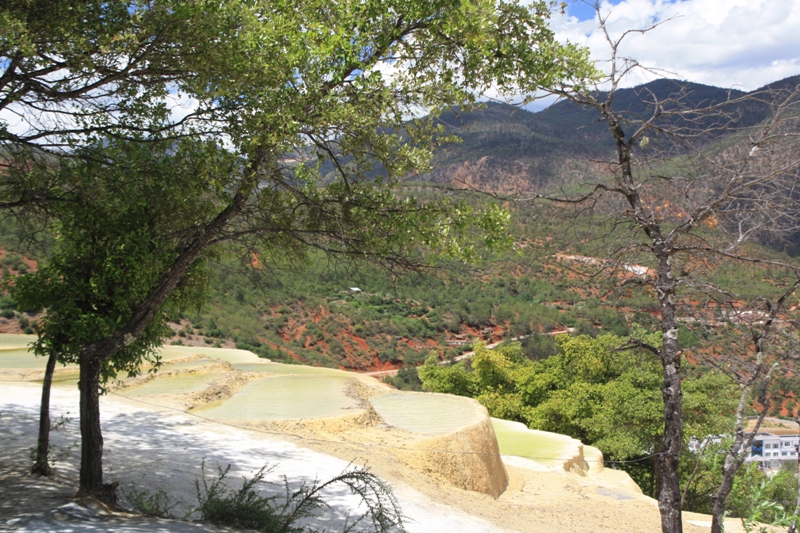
[748,431,799,470]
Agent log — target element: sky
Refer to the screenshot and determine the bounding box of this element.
[551,0,800,91]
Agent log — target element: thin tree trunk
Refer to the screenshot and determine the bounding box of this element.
[652,450,660,498]
[682,439,710,510]
[31,349,58,476]
[658,365,684,533]
[656,251,684,533]
[709,385,757,533]
[78,352,104,496]
[710,461,735,533]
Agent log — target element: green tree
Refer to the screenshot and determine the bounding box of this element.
[420,333,737,495]
[520,7,800,531]
[13,138,217,477]
[2,0,594,498]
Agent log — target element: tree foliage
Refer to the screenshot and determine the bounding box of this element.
[12,139,221,380]
[1,0,595,497]
[419,334,737,494]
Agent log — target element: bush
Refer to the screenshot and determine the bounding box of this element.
[123,486,180,519]
[0,295,17,310]
[385,366,422,391]
[194,462,405,533]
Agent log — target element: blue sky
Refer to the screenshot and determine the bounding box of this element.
[566,0,625,21]
[547,0,800,91]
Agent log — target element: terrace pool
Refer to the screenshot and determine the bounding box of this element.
[194,375,359,420]
[369,392,485,436]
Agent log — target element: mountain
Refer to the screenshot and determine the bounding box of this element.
[414,75,800,193]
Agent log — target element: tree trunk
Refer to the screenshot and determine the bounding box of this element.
[709,461,736,533]
[78,352,104,496]
[652,448,660,498]
[657,365,684,533]
[72,154,265,498]
[709,387,754,533]
[31,349,58,476]
[710,495,727,532]
[656,251,684,533]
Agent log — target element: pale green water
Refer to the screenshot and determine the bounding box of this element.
[159,345,259,364]
[126,373,215,396]
[167,358,216,370]
[194,375,359,420]
[49,371,80,386]
[491,418,575,465]
[0,335,39,368]
[369,392,484,436]
[0,334,35,349]
[0,348,41,368]
[1,334,580,466]
[233,362,348,376]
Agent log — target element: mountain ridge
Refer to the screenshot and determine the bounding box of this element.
[414,74,800,193]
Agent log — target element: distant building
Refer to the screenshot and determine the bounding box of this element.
[747,431,799,471]
[446,333,472,346]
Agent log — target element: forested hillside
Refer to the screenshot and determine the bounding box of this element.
[7,197,797,418]
[3,76,800,418]
[3,71,800,522]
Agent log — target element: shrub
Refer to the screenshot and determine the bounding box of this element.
[123,486,180,519]
[194,462,405,533]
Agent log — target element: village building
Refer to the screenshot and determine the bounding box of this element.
[747,430,800,471]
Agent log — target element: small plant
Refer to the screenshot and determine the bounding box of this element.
[29,413,77,474]
[122,486,180,519]
[194,461,405,533]
[740,478,798,533]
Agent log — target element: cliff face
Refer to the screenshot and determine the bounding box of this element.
[388,404,510,498]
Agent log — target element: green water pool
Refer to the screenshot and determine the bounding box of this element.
[491,418,576,465]
[125,373,215,396]
[0,348,42,368]
[158,345,260,364]
[233,362,349,376]
[194,375,359,420]
[369,392,485,436]
[166,358,217,370]
[0,334,35,349]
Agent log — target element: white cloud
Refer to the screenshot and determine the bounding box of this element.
[550,0,800,90]
[163,90,200,124]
